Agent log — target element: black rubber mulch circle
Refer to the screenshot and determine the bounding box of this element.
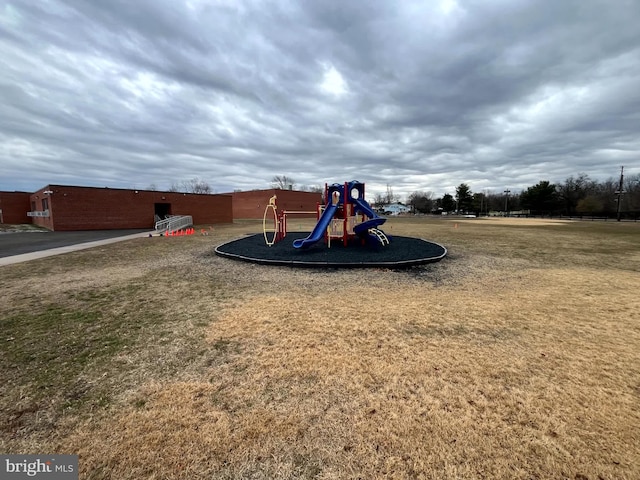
[214,232,447,268]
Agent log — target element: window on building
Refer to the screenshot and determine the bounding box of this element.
[42,198,49,211]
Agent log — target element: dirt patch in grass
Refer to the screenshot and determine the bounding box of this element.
[2,219,639,479]
[476,217,575,227]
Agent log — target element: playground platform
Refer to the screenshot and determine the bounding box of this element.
[215,232,447,268]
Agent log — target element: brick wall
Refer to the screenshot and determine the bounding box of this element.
[30,185,233,231]
[232,189,321,219]
[0,191,31,224]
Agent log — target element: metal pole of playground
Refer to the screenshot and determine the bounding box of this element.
[343,182,348,246]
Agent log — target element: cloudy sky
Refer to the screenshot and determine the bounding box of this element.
[1,0,639,199]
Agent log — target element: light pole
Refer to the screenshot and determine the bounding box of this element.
[504,189,511,216]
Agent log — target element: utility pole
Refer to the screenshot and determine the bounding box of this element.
[615,166,625,222]
[504,189,511,216]
[485,189,490,216]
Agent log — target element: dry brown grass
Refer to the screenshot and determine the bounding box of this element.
[1,218,639,479]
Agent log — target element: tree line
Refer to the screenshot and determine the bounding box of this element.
[406,172,640,219]
[146,172,640,219]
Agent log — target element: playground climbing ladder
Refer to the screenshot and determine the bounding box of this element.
[369,228,389,246]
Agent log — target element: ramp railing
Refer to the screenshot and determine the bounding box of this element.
[154,215,193,233]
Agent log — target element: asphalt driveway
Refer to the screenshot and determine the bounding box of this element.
[0,229,149,258]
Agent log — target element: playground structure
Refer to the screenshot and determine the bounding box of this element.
[263,180,390,249]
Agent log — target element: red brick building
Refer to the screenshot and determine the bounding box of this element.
[231,189,322,219]
[17,185,233,231]
[0,191,31,224]
[0,185,320,230]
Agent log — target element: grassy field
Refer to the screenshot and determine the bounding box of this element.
[1,217,639,479]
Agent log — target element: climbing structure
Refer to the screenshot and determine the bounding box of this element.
[263,180,389,249]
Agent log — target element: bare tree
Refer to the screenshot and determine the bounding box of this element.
[169,178,213,194]
[372,193,385,207]
[576,196,603,215]
[407,191,434,213]
[183,178,212,194]
[271,175,296,190]
[298,184,324,193]
[383,184,400,204]
[624,173,640,212]
[558,173,592,215]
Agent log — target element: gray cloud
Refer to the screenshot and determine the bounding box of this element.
[1,0,639,199]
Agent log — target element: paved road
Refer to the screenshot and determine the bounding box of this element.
[0,229,150,264]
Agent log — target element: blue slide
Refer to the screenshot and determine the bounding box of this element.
[292,203,339,249]
[352,198,386,236]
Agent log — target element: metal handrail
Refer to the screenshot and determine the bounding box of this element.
[154,215,175,231]
[154,215,193,232]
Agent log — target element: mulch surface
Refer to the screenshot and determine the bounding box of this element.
[215,232,447,268]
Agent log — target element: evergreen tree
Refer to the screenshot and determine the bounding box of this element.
[455,183,473,212]
[441,193,456,213]
[520,181,560,215]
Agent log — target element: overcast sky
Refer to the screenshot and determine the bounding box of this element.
[1,0,639,199]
